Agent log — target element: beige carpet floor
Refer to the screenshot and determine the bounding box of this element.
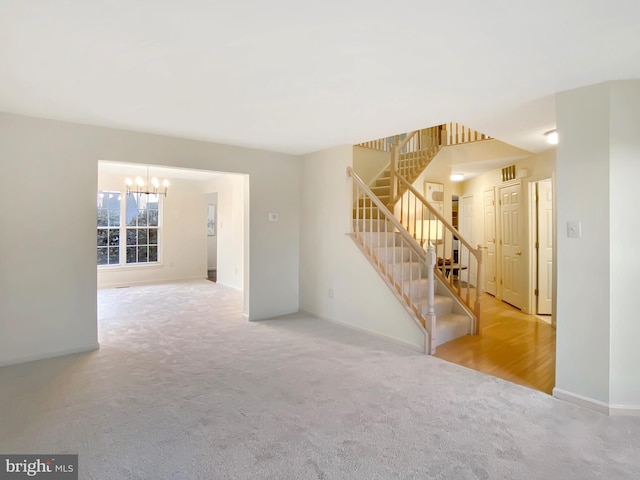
[1,280,639,479]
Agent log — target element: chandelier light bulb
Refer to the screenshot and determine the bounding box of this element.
[124,169,168,197]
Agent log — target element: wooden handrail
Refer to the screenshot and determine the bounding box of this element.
[348,167,426,261]
[395,172,479,255]
[349,166,445,353]
[392,170,484,333]
[395,130,419,153]
[389,144,397,208]
[352,122,489,335]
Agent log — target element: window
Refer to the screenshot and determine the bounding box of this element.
[97,191,121,265]
[125,193,159,264]
[97,191,161,266]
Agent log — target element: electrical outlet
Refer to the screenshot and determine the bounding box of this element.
[328,289,334,299]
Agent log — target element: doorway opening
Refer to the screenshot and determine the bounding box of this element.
[451,195,459,263]
[436,177,556,394]
[96,161,249,338]
[207,194,218,282]
[532,178,554,322]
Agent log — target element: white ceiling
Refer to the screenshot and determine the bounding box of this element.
[1,1,640,155]
[98,160,223,180]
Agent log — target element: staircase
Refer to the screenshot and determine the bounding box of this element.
[360,220,472,346]
[349,123,487,354]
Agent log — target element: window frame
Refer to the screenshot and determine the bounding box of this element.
[97,190,163,269]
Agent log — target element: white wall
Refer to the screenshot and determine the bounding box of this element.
[97,173,208,288]
[353,146,389,186]
[555,82,613,406]
[436,139,531,170]
[207,192,218,271]
[0,112,300,366]
[203,175,245,291]
[608,81,640,408]
[0,117,99,366]
[300,145,425,351]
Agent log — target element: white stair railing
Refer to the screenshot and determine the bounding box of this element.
[348,167,438,354]
[356,134,400,152]
[394,171,484,331]
[390,126,442,205]
[354,122,488,335]
[358,122,490,153]
[441,122,491,146]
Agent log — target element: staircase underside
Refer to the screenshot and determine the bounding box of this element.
[353,221,472,349]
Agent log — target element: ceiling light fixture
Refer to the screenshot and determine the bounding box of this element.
[450,172,464,182]
[545,129,559,145]
[125,166,170,197]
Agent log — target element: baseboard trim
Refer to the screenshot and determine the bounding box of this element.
[553,388,640,416]
[0,343,100,368]
[216,281,244,292]
[245,309,304,322]
[608,403,640,416]
[98,275,206,289]
[553,388,610,414]
[318,315,424,353]
[535,314,553,325]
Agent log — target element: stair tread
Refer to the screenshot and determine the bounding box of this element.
[361,232,398,247]
[434,312,472,347]
[358,196,389,203]
[415,295,454,306]
[436,312,469,325]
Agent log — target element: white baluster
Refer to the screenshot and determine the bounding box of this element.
[425,244,437,354]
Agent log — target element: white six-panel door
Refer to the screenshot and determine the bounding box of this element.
[499,184,524,309]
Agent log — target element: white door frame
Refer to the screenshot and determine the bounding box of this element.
[528,178,555,322]
[483,187,497,296]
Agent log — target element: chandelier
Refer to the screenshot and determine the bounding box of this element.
[125,167,170,197]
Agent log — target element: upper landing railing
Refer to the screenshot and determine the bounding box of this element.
[356,122,491,152]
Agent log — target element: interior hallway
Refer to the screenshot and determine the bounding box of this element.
[436,293,556,394]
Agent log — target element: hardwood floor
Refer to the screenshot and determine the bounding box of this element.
[435,293,556,394]
[207,269,217,282]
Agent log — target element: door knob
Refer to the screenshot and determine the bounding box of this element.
[515,251,522,256]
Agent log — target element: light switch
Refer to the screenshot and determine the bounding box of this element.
[268,213,278,222]
[567,221,581,239]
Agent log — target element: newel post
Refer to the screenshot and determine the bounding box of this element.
[389,144,397,209]
[425,244,437,354]
[473,245,484,335]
